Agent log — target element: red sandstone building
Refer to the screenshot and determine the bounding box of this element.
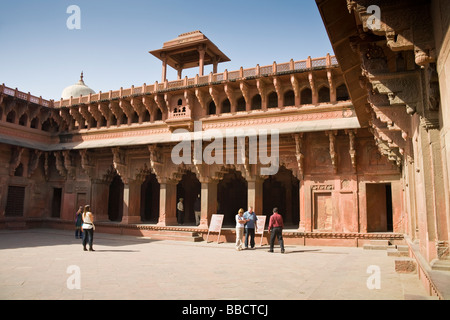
[0,0,449,298]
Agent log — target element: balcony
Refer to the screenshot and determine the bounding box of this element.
[165,106,194,132]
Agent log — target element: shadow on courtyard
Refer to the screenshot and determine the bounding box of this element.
[0,228,157,250]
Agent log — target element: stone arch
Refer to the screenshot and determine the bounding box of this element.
[30,117,39,129]
[208,100,216,115]
[176,170,201,225]
[108,173,124,222]
[42,117,59,133]
[19,113,27,126]
[222,98,231,113]
[251,94,262,110]
[300,87,312,105]
[283,89,295,107]
[318,86,330,103]
[6,110,16,123]
[268,91,278,108]
[217,168,248,226]
[336,83,350,101]
[140,172,160,223]
[236,96,246,112]
[263,165,300,227]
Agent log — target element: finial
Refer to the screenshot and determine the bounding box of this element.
[80,71,84,81]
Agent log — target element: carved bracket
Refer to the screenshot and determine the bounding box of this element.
[112,147,128,184]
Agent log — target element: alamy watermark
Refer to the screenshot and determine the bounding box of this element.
[66,5,81,30]
[366,5,381,31]
[366,265,381,290]
[66,265,81,290]
[171,121,279,176]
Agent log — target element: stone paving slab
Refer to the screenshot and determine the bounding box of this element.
[0,229,433,301]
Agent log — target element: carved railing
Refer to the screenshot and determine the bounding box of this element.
[53,54,338,108]
[0,84,53,107]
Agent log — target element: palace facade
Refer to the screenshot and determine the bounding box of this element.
[1,0,449,297]
[317,0,450,297]
[0,30,400,235]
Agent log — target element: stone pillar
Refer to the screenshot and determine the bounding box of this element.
[157,178,178,226]
[198,178,217,229]
[198,46,206,76]
[212,56,218,74]
[161,53,167,83]
[298,179,305,231]
[121,179,142,224]
[415,122,448,261]
[247,176,263,215]
[90,180,110,222]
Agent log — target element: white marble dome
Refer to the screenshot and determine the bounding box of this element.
[61,72,95,99]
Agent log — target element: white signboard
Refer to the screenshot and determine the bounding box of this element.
[256,215,267,246]
[206,214,224,243]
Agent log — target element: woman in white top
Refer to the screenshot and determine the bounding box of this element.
[235,208,248,251]
[81,205,95,251]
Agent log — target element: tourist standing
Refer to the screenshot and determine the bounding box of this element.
[74,206,83,239]
[194,194,201,226]
[235,208,248,251]
[82,205,95,252]
[243,206,258,249]
[268,207,285,253]
[177,198,184,225]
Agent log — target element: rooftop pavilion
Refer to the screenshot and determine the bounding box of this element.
[149,31,231,81]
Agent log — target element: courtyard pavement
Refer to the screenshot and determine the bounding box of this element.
[0,228,433,302]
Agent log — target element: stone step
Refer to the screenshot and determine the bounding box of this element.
[387,245,410,257]
[151,230,200,237]
[148,231,203,242]
[395,258,417,273]
[430,258,450,271]
[6,221,28,230]
[363,240,391,250]
[396,245,409,252]
[387,248,409,257]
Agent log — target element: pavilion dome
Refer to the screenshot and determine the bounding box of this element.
[61,72,95,99]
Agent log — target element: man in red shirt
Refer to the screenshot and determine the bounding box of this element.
[268,207,285,253]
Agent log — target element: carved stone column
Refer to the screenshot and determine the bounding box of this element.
[246,176,264,216]
[199,177,218,229]
[121,178,143,224]
[157,178,178,226]
[90,179,110,222]
[198,46,206,76]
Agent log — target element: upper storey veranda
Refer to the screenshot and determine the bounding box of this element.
[0,54,357,151]
[53,54,339,108]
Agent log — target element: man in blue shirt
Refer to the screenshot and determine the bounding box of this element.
[243,206,258,249]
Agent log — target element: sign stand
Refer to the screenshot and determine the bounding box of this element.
[206,214,224,244]
[255,215,267,246]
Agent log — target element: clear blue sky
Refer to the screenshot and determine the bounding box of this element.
[0,0,333,100]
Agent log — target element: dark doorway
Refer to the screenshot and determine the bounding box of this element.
[263,166,300,227]
[386,184,393,231]
[5,186,26,217]
[176,171,201,225]
[217,170,248,226]
[141,173,160,223]
[108,175,124,222]
[51,188,62,218]
[366,183,393,232]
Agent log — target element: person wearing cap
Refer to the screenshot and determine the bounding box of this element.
[177,198,185,225]
[268,207,285,253]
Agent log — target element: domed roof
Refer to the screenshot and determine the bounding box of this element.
[61,72,95,99]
